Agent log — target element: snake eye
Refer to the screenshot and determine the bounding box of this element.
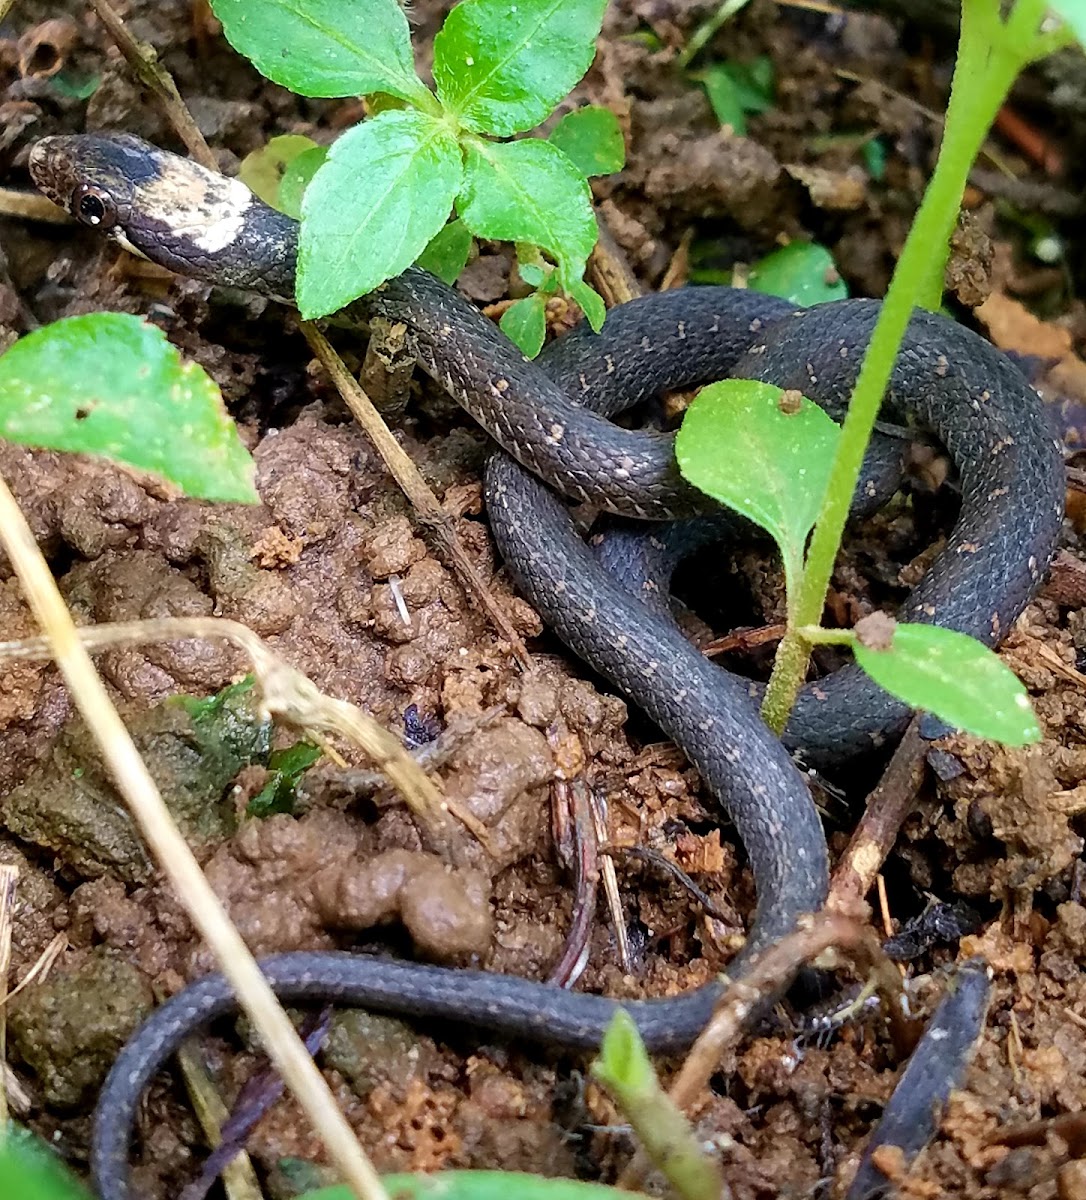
[72,184,117,229]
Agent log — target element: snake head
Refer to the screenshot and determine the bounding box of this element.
[29,132,299,298]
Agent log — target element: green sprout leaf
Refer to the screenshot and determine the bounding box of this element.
[279,146,329,220]
[593,1009,655,1095]
[549,106,626,176]
[298,110,463,319]
[248,741,322,817]
[434,0,608,136]
[590,1013,724,1200]
[49,69,100,100]
[238,135,320,210]
[565,276,607,332]
[697,64,747,133]
[211,0,431,104]
[747,241,848,306]
[853,622,1041,746]
[0,1126,93,1200]
[500,293,549,357]
[676,380,839,596]
[0,314,257,503]
[861,136,887,182]
[298,1173,636,1200]
[458,138,597,287]
[416,219,473,284]
[694,55,774,134]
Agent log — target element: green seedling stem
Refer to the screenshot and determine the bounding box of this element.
[760,0,1074,734]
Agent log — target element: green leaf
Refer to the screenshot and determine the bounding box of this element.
[593,1010,653,1094]
[416,219,473,284]
[298,110,463,319]
[728,55,774,111]
[861,136,887,182]
[697,64,747,134]
[549,106,625,176]
[248,741,321,817]
[299,1172,635,1200]
[517,262,546,289]
[210,0,430,104]
[279,146,329,220]
[565,276,606,332]
[695,55,774,133]
[239,135,320,210]
[0,314,258,503]
[853,624,1041,746]
[458,139,597,285]
[49,69,100,100]
[500,293,548,357]
[675,380,839,592]
[0,1126,94,1199]
[433,0,608,136]
[747,242,848,306]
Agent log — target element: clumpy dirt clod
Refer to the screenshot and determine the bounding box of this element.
[9,949,154,1108]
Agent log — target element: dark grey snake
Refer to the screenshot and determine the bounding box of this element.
[28,133,1062,1200]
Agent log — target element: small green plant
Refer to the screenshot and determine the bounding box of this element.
[219,0,626,350]
[675,0,1080,747]
[692,53,774,135]
[591,1012,722,1200]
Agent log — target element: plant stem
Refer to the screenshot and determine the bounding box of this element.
[799,626,855,646]
[759,0,1051,733]
[677,0,750,68]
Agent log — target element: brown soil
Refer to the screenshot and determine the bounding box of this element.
[2,1,1086,1198]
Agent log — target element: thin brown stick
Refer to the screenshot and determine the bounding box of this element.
[0,473,386,1200]
[588,217,641,306]
[87,0,217,170]
[703,623,787,657]
[0,187,70,223]
[589,784,631,973]
[0,933,66,1006]
[828,716,927,912]
[0,864,17,1131]
[301,321,532,671]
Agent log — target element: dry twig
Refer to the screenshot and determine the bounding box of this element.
[0,865,17,1130]
[828,716,927,912]
[87,0,216,169]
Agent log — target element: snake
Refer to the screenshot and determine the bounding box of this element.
[28,134,1062,1200]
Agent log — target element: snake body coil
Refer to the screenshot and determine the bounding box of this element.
[28,134,1063,1200]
